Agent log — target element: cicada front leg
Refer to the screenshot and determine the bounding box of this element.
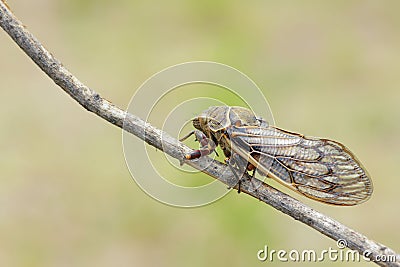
[180,130,218,160]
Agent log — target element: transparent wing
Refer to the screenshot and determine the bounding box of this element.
[228,125,373,206]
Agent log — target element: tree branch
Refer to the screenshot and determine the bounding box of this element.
[0,2,398,266]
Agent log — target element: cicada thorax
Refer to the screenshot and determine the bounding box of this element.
[194,106,263,169]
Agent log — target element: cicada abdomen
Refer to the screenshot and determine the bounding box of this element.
[229,123,373,205]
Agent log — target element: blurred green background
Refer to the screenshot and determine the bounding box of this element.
[1,0,399,266]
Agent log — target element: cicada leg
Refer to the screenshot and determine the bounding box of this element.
[180,130,218,160]
[225,153,248,193]
[226,152,261,198]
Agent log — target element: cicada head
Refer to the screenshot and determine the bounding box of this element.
[193,106,231,133]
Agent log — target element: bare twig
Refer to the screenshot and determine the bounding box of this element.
[0,2,398,266]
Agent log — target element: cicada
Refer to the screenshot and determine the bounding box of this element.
[180,106,373,206]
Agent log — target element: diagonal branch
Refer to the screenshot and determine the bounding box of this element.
[0,2,398,266]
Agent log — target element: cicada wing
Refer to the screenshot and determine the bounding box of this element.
[229,125,373,206]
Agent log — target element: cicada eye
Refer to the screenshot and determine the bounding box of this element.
[192,118,201,130]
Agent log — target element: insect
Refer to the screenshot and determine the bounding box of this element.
[180,106,373,206]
